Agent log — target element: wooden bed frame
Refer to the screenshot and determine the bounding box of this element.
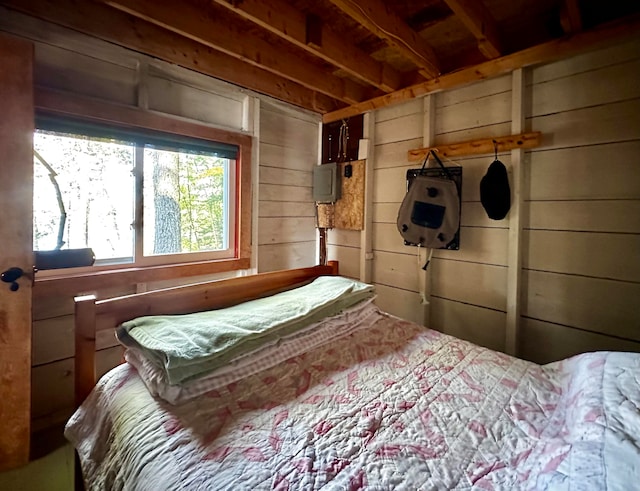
[72,261,338,489]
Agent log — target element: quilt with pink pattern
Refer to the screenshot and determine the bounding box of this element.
[65,308,640,490]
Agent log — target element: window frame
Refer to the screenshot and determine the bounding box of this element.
[33,88,252,289]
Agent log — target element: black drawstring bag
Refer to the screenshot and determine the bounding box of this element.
[480,159,511,220]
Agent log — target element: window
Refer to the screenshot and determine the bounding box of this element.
[33,116,246,271]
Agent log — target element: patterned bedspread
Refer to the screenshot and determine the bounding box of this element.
[65,308,640,490]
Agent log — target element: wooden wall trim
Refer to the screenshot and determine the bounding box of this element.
[359,112,375,284]
[34,258,251,298]
[35,87,253,147]
[421,94,436,326]
[0,32,33,471]
[505,69,525,356]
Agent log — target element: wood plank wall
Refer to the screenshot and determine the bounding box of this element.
[521,39,640,362]
[331,38,640,363]
[258,102,320,272]
[369,76,512,337]
[0,9,320,435]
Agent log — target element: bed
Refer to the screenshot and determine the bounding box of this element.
[66,262,640,490]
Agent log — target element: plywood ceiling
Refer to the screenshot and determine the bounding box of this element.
[2,0,639,122]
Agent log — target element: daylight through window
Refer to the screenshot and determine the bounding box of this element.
[33,121,238,269]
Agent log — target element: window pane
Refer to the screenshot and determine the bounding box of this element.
[33,130,135,262]
[143,147,230,256]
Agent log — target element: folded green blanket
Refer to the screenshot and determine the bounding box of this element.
[116,275,374,385]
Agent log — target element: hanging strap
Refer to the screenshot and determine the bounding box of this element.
[430,150,453,180]
[419,151,430,173]
[337,119,349,163]
[419,149,453,181]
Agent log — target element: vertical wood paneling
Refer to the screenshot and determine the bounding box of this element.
[257,102,320,273]
[146,67,245,129]
[524,230,640,281]
[367,76,512,344]
[327,245,360,280]
[528,142,640,200]
[520,318,640,364]
[372,250,421,292]
[31,347,122,429]
[35,43,137,105]
[522,270,640,341]
[373,284,425,325]
[364,40,640,364]
[522,41,640,363]
[429,297,506,352]
[430,259,507,311]
[258,242,316,273]
[530,59,640,117]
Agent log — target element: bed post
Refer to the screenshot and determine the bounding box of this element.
[328,260,339,276]
[74,294,97,408]
[74,294,97,491]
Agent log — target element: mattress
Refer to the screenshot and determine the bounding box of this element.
[65,306,640,490]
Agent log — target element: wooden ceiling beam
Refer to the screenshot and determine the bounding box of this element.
[323,14,640,122]
[560,0,583,34]
[327,0,440,78]
[102,0,364,104]
[210,0,402,93]
[0,0,340,114]
[442,0,502,59]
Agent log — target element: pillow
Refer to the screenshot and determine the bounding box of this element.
[126,298,378,404]
[116,275,375,385]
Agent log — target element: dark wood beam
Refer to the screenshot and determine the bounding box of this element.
[323,14,640,122]
[0,0,341,113]
[561,0,583,34]
[442,0,502,58]
[210,0,402,93]
[327,0,441,78]
[102,0,364,104]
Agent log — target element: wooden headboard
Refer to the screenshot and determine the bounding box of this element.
[73,262,339,407]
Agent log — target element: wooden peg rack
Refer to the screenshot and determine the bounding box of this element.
[408,131,541,162]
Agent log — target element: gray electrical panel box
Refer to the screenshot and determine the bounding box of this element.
[313,163,340,202]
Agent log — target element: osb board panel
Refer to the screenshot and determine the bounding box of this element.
[335,160,365,231]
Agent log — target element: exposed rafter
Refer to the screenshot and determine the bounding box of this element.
[326,0,440,78]
[442,0,502,59]
[0,0,341,113]
[561,0,583,34]
[2,0,639,120]
[323,14,640,122]
[210,0,402,93]
[102,0,364,104]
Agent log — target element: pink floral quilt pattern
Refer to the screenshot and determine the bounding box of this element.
[66,309,640,490]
